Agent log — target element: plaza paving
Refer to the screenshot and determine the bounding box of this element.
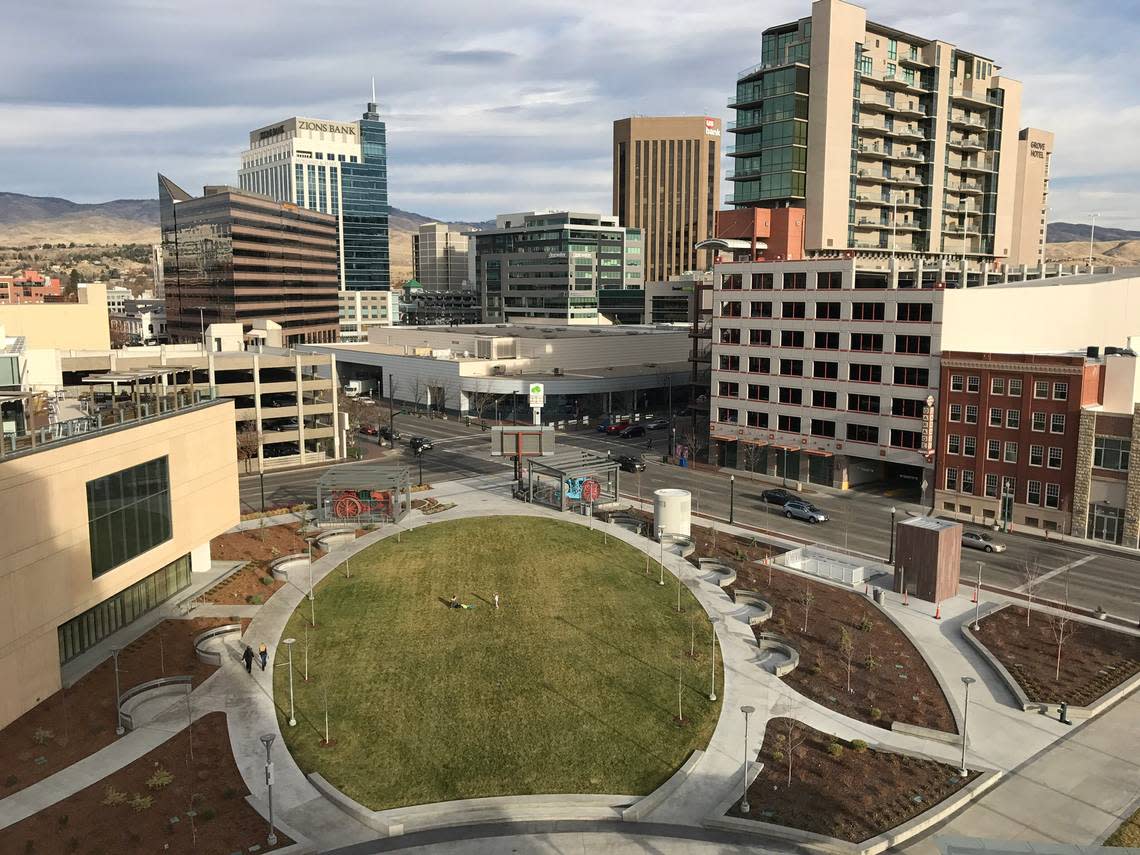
[1,471,1137,854]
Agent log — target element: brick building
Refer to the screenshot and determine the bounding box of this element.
[0,269,63,304]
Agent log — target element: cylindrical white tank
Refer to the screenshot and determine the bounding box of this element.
[654,488,691,537]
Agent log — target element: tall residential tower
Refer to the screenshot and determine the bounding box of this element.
[412,222,471,291]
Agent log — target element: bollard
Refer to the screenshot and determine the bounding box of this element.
[1059,702,1071,726]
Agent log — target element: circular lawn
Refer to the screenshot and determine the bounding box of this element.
[274,516,722,810]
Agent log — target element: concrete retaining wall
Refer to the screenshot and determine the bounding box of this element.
[118,676,191,731]
[192,624,242,666]
[622,750,703,822]
[269,554,309,583]
[735,590,774,626]
[316,529,356,551]
[755,633,799,677]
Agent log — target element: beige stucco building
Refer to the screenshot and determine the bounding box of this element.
[0,398,238,729]
[1008,127,1054,268]
[613,117,722,281]
[412,222,471,292]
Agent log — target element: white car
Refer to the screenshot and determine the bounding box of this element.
[962,530,1006,553]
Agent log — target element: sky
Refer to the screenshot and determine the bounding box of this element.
[1,0,1137,228]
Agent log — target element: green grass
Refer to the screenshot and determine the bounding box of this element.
[1106,805,1140,847]
[274,516,722,810]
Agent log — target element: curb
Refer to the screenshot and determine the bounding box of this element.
[242,794,319,854]
[622,750,704,822]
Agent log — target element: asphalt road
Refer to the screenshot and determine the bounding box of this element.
[241,416,1140,620]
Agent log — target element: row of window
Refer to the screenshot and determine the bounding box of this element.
[713,408,921,450]
[949,374,1068,400]
[944,469,1062,508]
[721,271,844,291]
[946,434,1065,468]
[718,299,933,324]
[947,404,1066,433]
[718,384,927,415]
[716,355,930,387]
[720,327,931,355]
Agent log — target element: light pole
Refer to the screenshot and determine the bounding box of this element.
[709,619,719,701]
[959,676,976,777]
[259,733,278,846]
[740,705,756,814]
[283,637,296,727]
[781,447,788,487]
[972,561,984,630]
[111,647,124,736]
[657,526,666,586]
[888,506,897,564]
[1087,212,1100,269]
[729,475,735,525]
[193,306,207,346]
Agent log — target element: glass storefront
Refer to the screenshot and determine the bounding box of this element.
[57,554,191,664]
[1088,504,1124,545]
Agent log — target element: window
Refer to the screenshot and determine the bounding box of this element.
[890,429,922,449]
[778,387,803,405]
[748,356,770,373]
[1032,411,1046,431]
[718,381,739,398]
[1004,441,1018,463]
[816,301,841,319]
[779,359,804,376]
[1006,410,1020,429]
[965,405,978,424]
[1050,413,1066,433]
[893,366,929,387]
[816,271,842,290]
[720,328,740,344]
[1034,380,1049,398]
[1093,437,1131,471]
[751,301,773,318]
[963,436,976,456]
[1027,480,1041,505]
[814,360,839,379]
[984,473,999,498]
[950,374,964,392]
[86,457,173,578]
[753,272,774,290]
[1044,483,1060,509]
[783,272,807,290]
[945,467,958,491]
[851,302,885,320]
[1053,382,1068,401]
[949,403,962,422]
[811,419,836,438]
[986,439,1001,460]
[747,411,769,428]
[1048,447,1063,469]
[718,354,739,371]
[815,331,840,349]
[782,301,806,318]
[1008,378,1023,396]
[721,273,743,290]
[991,377,1006,395]
[717,407,739,423]
[1029,444,1044,466]
[897,303,933,322]
[947,434,961,454]
[989,407,1003,427]
[747,384,769,401]
[780,330,805,348]
[849,363,882,383]
[895,335,931,354]
[967,376,980,393]
[851,333,884,352]
[891,398,923,418]
[846,423,879,444]
[750,329,773,346]
[812,390,837,409]
[849,394,881,414]
[957,470,973,493]
[778,414,802,432]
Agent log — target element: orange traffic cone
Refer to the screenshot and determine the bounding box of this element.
[934,602,942,620]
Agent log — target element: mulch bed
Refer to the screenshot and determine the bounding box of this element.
[728,718,977,842]
[199,564,286,606]
[0,618,247,797]
[0,711,291,854]
[210,522,323,567]
[974,606,1140,705]
[631,511,956,734]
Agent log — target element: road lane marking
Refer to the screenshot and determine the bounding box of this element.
[1014,554,1095,592]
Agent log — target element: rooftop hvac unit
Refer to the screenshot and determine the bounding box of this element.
[492,365,506,376]
[553,367,563,376]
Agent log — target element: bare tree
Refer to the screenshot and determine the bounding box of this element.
[469,381,504,426]
[800,583,815,633]
[1050,568,1079,681]
[1021,557,1045,627]
[838,626,855,693]
[771,698,808,787]
[236,427,260,463]
[409,375,425,416]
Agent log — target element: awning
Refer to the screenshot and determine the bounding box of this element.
[769,444,800,452]
[803,449,834,458]
[710,434,739,442]
[739,438,768,447]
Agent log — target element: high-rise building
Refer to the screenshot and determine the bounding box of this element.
[613,117,721,281]
[412,222,471,291]
[159,175,340,345]
[468,212,644,324]
[1008,128,1054,268]
[239,99,391,291]
[726,0,1049,263]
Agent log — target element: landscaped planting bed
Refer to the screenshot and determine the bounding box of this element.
[0,618,245,797]
[210,522,323,566]
[727,718,977,842]
[974,606,1140,705]
[199,564,285,606]
[0,712,290,854]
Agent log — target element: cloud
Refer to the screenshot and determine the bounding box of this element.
[430,49,517,66]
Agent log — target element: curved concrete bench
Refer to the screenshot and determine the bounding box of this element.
[269,553,308,582]
[735,590,774,626]
[316,529,356,551]
[755,633,799,677]
[661,534,695,559]
[193,623,242,666]
[118,676,192,731]
[606,513,645,536]
[698,557,737,590]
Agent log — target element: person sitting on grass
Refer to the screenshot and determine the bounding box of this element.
[449,594,475,610]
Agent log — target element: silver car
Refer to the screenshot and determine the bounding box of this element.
[962,530,1006,553]
[783,500,828,524]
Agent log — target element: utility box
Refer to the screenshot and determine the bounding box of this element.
[894,517,962,603]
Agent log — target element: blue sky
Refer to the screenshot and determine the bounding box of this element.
[1,0,1137,228]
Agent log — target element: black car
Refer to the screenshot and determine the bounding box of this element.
[409,436,433,454]
[619,424,647,439]
[644,417,670,430]
[760,488,799,506]
[379,425,401,442]
[615,454,646,473]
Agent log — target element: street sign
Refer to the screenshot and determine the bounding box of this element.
[581,478,601,503]
[528,383,545,408]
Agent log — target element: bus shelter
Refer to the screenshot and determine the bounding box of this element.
[526,451,619,513]
[317,463,411,525]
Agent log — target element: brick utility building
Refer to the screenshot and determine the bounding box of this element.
[159,174,340,345]
[936,344,1140,546]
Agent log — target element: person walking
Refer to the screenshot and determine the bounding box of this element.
[493,592,500,610]
[242,645,254,674]
[258,643,268,671]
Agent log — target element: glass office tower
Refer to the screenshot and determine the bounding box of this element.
[340,101,391,291]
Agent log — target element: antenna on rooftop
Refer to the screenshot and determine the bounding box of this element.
[371,76,376,104]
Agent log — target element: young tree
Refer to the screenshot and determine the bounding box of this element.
[800,584,815,633]
[1050,567,1079,681]
[409,375,424,415]
[236,427,260,465]
[771,698,808,787]
[1021,557,1045,627]
[838,626,856,693]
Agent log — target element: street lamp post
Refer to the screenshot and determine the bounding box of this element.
[111,647,125,736]
[259,733,278,846]
[193,306,207,346]
[888,506,897,564]
[709,619,718,701]
[283,637,297,727]
[740,705,756,813]
[1088,212,1100,269]
[781,447,788,487]
[729,475,735,525]
[973,561,984,630]
[657,526,666,586]
[959,676,976,777]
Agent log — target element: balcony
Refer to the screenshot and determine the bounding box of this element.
[949,157,997,175]
[727,117,764,134]
[725,141,763,157]
[724,168,763,181]
[947,135,986,152]
[852,217,887,229]
[945,182,984,196]
[889,124,926,142]
[860,97,928,119]
[943,203,980,214]
[856,143,889,160]
[860,70,927,95]
[949,112,987,131]
[951,83,998,110]
[855,169,891,185]
[942,222,980,236]
[891,173,924,186]
[887,148,925,164]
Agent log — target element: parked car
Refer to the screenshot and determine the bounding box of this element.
[615,454,646,473]
[605,420,631,435]
[409,436,433,454]
[644,417,670,430]
[783,499,828,524]
[379,425,401,442]
[359,424,378,436]
[619,424,646,439]
[962,530,1005,553]
[760,488,799,506]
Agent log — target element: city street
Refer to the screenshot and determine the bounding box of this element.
[241,415,1140,619]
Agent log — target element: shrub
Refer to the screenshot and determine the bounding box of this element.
[31,728,54,745]
[259,575,274,586]
[57,815,69,828]
[858,614,874,632]
[865,651,879,671]
[24,841,34,854]
[222,786,238,800]
[199,806,216,821]
[146,767,174,791]
[827,742,844,758]
[101,785,127,806]
[850,739,869,753]
[810,661,822,675]
[771,749,785,762]
[869,706,883,720]
[129,793,153,812]
[4,774,17,787]
[246,594,264,606]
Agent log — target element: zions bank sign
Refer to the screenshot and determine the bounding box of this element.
[298,120,357,135]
